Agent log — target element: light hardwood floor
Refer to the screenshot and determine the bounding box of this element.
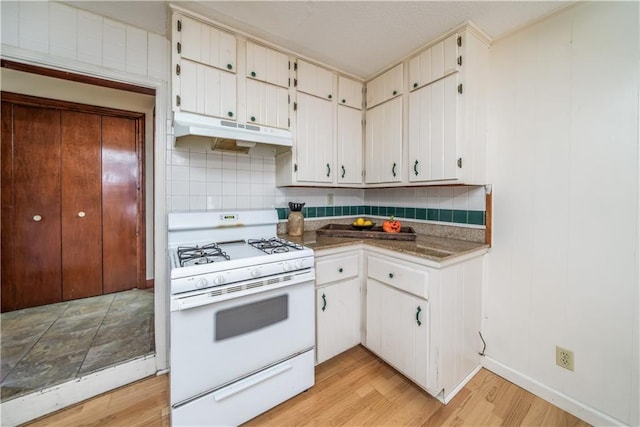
[25,346,590,426]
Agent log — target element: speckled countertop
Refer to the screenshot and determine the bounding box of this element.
[280,230,489,262]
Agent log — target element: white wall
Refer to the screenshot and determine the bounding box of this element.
[485,2,639,425]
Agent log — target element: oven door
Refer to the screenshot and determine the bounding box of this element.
[170,269,315,406]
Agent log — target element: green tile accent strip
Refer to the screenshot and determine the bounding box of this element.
[277,205,485,226]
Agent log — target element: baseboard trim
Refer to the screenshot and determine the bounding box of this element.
[146,278,155,288]
[0,354,157,426]
[481,356,626,426]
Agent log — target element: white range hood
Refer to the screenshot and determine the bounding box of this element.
[173,112,293,152]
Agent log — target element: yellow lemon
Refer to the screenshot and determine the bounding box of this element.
[356,218,365,225]
[363,220,373,226]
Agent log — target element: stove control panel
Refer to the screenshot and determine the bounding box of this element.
[171,255,315,295]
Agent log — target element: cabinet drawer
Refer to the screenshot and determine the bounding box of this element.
[367,255,428,299]
[316,254,359,285]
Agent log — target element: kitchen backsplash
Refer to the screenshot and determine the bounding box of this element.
[166,143,486,227]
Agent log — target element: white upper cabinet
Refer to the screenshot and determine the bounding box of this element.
[245,78,289,130]
[366,63,403,109]
[409,72,459,182]
[338,76,363,109]
[246,41,289,88]
[294,92,334,183]
[179,15,236,73]
[365,96,403,184]
[172,12,237,119]
[337,105,363,184]
[296,59,334,101]
[409,33,459,91]
[179,60,236,119]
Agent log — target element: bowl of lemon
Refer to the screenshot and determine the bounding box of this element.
[351,217,375,230]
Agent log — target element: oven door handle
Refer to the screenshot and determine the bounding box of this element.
[213,360,293,402]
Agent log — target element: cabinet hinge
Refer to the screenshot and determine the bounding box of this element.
[288,77,290,87]
[294,163,298,172]
[176,95,181,106]
[288,118,290,128]
[294,62,298,71]
[176,64,181,76]
[177,19,182,32]
[293,102,297,111]
[177,42,181,54]
[457,83,463,94]
[457,35,462,47]
[288,94,290,104]
[457,56,462,66]
[457,157,463,168]
[288,61,291,70]
[294,78,298,87]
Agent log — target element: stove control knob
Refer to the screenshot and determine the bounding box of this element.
[294,260,304,270]
[282,262,292,272]
[250,268,261,278]
[196,278,208,289]
[213,275,225,286]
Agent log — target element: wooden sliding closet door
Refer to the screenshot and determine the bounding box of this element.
[4,103,63,309]
[61,111,103,300]
[102,115,140,293]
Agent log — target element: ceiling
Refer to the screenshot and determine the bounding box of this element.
[64,1,574,79]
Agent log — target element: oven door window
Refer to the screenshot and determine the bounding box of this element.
[215,295,288,341]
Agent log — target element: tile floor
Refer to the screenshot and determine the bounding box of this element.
[0,289,154,402]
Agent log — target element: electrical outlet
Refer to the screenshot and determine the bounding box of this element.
[327,193,334,205]
[556,346,574,371]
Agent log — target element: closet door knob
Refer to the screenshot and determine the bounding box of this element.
[78,211,86,218]
[33,215,42,222]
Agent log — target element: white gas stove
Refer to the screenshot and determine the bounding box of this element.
[168,209,315,426]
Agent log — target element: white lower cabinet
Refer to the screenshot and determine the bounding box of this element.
[314,250,361,364]
[313,245,485,404]
[365,249,483,403]
[366,278,429,389]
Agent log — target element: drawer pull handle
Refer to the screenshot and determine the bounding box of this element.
[389,273,394,279]
[338,267,343,273]
[321,293,327,311]
[416,306,422,326]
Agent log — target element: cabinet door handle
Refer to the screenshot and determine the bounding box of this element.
[392,162,397,178]
[341,165,346,179]
[392,90,397,96]
[413,82,418,88]
[416,306,422,326]
[413,160,419,176]
[338,267,343,273]
[227,63,233,70]
[328,94,332,99]
[389,273,394,279]
[250,116,256,122]
[227,111,234,118]
[251,71,256,77]
[321,293,327,312]
[341,98,346,104]
[78,211,86,218]
[33,214,42,222]
[326,163,331,178]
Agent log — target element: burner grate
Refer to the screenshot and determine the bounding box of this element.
[247,237,304,255]
[177,243,230,267]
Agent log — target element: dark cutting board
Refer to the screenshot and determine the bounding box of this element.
[315,224,417,241]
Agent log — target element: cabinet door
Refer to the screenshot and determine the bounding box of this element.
[338,76,363,110]
[246,79,289,130]
[365,97,402,183]
[316,278,361,364]
[408,73,459,182]
[297,59,334,101]
[366,63,403,109]
[295,92,334,183]
[366,279,429,389]
[2,104,62,310]
[409,33,458,91]
[61,111,103,301]
[246,41,289,88]
[179,15,236,72]
[180,59,236,120]
[337,105,363,184]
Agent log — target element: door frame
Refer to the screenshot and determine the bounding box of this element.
[1,91,147,305]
